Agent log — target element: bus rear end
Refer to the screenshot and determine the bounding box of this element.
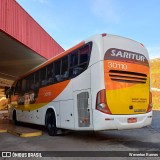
[94,34,152,130]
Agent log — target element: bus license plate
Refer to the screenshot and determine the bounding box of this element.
[128,118,137,123]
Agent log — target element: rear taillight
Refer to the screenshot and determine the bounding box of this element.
[96,89,111,114]
[147,91,152,112]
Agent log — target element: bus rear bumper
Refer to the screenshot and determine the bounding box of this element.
[93,110,152,131]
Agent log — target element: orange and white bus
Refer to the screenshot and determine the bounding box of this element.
[7,34,152,136]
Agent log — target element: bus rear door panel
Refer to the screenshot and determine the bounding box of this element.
[73,89,92,130]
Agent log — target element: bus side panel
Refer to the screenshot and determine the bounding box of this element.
[72,68,91,92]
[15,106,44,125]
[60,100,74,129]
[16,110,34,124]
[72,68,93,130]
[34,82,73,127]
[16,101,63,126]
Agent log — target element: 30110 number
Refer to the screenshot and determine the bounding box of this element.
[108,62,128,70]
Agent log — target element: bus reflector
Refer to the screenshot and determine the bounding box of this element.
[147,92,152,112]
[105,118,114,121]
[96,89,111,114]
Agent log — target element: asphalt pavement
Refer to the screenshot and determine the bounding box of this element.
[0,111,160,160]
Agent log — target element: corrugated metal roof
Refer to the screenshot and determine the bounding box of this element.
[0,0,64,59]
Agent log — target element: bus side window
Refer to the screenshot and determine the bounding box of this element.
[14,81,21,95]
[76,44,90,74]
[61,56,69,80]
[46,63,55,84]
[80,45,90,65]
[35,71,40,89]
[40,67,47,86]
[55,60,62,82]
[21,79,27,94]
[69,51,79,77]
[27,74,35,92]
[69,43,91,78]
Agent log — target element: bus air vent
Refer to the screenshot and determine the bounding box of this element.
[109,70,147,84]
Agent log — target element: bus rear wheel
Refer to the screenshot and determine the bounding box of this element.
[13,110,19,125]
[46,111,57,136]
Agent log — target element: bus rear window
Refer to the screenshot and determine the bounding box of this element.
[69,42,92,77]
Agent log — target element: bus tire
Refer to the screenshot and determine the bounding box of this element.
[46,111,57,136]
[13,110,19,125]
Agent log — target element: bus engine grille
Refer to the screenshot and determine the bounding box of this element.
[109,70,147,84]
[77,92,90,127]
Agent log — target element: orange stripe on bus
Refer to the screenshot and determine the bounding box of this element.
[35,80,71,103]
